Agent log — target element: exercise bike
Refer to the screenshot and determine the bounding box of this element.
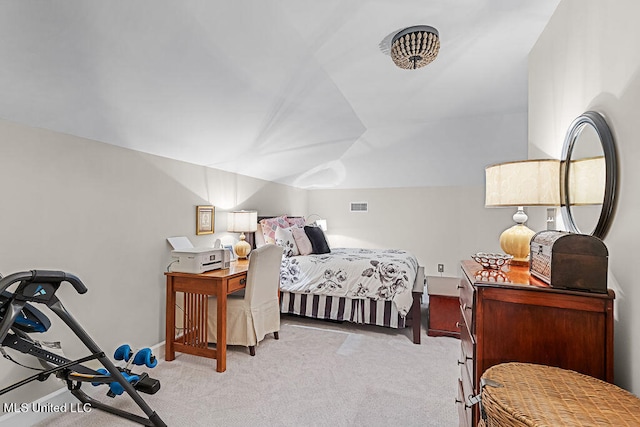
[0,270,166,427]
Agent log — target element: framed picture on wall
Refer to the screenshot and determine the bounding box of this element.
[196,205,215,235]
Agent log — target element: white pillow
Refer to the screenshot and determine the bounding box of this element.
[275,227,300,257]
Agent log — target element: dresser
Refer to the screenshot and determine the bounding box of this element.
[456,260,614,427]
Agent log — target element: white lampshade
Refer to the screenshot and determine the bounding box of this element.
[315,219,327,231]
[568,156,605,205]
[485,159,561,207]
[227,211,258,233]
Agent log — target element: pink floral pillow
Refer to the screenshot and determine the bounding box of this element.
[259,215,289,244]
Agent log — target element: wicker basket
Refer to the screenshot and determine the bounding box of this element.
[480,362,640,426]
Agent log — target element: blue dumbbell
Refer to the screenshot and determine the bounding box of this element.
[114,344,133,362]
[133,348,157,368]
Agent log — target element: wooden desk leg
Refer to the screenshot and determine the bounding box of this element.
[165,276,176,361]
[216,280,227,372]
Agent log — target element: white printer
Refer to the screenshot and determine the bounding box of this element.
[170,247,231,274]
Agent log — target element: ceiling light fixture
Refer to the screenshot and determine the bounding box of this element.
[390,25,440,70]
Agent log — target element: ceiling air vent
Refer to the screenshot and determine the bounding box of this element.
[350,202,368,213]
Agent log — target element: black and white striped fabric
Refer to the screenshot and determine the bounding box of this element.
[280,291,407,329]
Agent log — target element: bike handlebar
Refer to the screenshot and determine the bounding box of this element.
[0,270,88,295]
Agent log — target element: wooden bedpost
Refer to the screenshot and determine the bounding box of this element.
[411,291,422,344]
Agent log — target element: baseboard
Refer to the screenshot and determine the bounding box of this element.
[154,341,166,361]
[0,341,166,426]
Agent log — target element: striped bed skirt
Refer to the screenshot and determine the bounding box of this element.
[279,291,407,329]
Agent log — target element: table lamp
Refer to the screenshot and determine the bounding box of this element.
[485,159,560,265]
[227,211,258,259]
[305,214,328,231]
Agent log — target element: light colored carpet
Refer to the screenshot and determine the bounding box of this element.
[33,311,459,426]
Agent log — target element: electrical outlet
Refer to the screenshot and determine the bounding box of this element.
[437,264,444,273]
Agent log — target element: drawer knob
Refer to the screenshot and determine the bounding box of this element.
[463,303,472,311]
[455,321,462,328]
[457,360,464,365]
[240,278,246,285]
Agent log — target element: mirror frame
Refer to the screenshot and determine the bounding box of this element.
[561,111,617,239]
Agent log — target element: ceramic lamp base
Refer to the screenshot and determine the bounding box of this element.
[499,223,535,264]
[234,234,252,259]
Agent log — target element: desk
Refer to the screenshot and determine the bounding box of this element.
[165,260,249,372]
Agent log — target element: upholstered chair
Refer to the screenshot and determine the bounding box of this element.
[207,244,284,356]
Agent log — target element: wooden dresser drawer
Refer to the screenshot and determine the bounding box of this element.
[459,312,475,381]
[461,355,475,405]
[227,274,247,293]
[456,379,471,427]
[458,277,474,332]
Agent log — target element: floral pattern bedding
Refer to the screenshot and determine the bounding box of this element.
[279,248,419,316]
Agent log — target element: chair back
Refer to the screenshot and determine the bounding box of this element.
[244,244,284,307]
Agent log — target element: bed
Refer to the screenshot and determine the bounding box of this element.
[253,216,424,344]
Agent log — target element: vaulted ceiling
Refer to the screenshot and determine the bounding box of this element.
[0,0,559,189]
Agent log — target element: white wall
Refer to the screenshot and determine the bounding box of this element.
[308,186,514,277]
[0,118,520,409]
[0,118,307,405]
[529,0,640,393]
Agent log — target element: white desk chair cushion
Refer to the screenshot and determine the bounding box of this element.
[207,244,284,353]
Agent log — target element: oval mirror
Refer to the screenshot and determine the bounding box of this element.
[561,111,617,239]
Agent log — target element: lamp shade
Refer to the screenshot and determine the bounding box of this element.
[227,211,258,233]
[315,219,327,231]
[567,156,605,205]
[485,159,561,207]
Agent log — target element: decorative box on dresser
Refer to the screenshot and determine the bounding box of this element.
[456,260,614,427]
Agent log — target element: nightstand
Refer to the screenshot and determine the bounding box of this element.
[426,276,460,338]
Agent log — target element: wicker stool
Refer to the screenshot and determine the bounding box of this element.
[480,362,640,426]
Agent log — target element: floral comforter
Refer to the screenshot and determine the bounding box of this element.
[279,248,419,316]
